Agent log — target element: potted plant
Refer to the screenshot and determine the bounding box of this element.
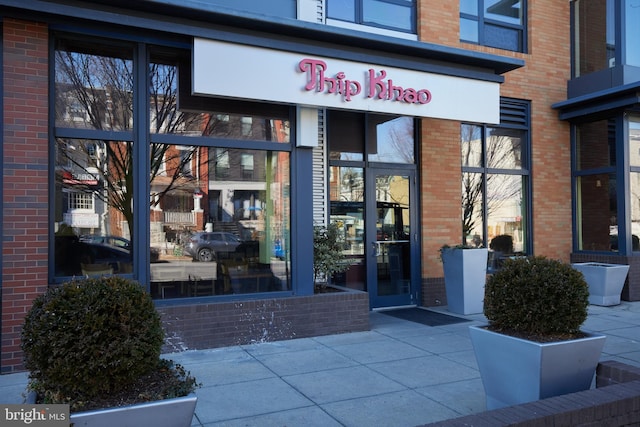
[313,222,349,292]
[21,276,199,427]
[469,256,606,410]
[440,244,488,315]
[572,262,630,306]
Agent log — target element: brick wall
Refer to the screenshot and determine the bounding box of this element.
[1,19,49,374]
[418,1,572,302]
[159,290,370,353]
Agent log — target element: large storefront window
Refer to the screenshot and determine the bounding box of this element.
[575,119,619,252]
[147,55,291,298]
[52,36,292,297]
[53,38,135,278]
[461,99,530,263]
[328,110,417,308]
[149,145,291,298]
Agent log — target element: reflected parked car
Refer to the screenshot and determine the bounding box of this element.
[80,234,131,250]
[55,235,132,276]
[185,232,243,262]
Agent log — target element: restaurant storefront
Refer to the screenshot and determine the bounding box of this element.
[0,0,521,372]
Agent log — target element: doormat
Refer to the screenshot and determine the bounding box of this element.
[380,308,470,327]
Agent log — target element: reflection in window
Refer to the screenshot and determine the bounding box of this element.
[574,117,621,253]
[54,139,133,277]
[460,0,526,52]
[631,173,640,251]
[461,99,530,256]
[576,119,616,170]
[577,174,617,251]
[574,0,615,77]
[329,166,365,291]
[486,128,523,169]
[327,0,416,33]
[630,119,640,251]
[626,0,640,67]
[150,64,289,142]
[367,116,414,163]
[149,146,291,299]
[487,174,525,253]
[54,39,134,130]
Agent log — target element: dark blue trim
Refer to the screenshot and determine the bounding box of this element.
[291,142,314,296]
[553,81,640,121]
[0,21,3,372]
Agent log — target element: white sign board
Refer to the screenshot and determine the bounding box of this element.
[193,38,500,123]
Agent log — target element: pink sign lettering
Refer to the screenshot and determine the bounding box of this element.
[298,58,431,105]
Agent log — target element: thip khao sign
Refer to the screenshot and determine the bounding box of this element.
[193,38,500,123]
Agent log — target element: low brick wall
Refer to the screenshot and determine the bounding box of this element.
[157,289,370,353]
[422,361,640,426]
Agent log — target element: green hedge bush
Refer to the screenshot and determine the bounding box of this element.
[484,256,589,340]
[21,276,197,410]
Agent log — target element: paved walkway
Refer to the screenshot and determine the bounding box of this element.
[2,303,640,426]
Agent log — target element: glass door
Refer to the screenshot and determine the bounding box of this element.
[367,169,417,308]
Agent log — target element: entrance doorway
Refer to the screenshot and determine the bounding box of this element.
[327,111,418,309]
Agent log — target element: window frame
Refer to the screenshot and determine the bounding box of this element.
[326,0,417,35]
[460,98,532,253]
[460,0,528,53]
[50,32,296,299]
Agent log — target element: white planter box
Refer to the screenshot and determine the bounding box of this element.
[441,248,487,315]
[572,262,630,306]
[469,326,605,410]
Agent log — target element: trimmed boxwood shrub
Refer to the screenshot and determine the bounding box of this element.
[21,276,197,410]
[484,256,589,340]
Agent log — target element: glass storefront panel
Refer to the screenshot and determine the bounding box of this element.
[462,172,484,246]
[630,120,640,167]
[54,138,133,277]
[367,116,414,163]
[485,0,522,25]
[577,173,617,251]
[486,128,523,170]
[461,124,483,168]
[150,62,290,142]
[150,146,291,298]
[54,39,134,131]
[574,0,615,77]
[631,172,640,251]
[329,166,365,291]
[576,119,616,170]
[630,119,640,250]
[486,174,525,254]
[625,0,640,67]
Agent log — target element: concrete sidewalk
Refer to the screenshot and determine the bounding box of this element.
[2,303,640,426]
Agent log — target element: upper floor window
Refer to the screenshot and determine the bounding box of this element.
[327,0,416,34]
[460,0,526,53]
[573,0,615,77]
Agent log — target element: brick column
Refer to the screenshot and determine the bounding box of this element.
[2,19,49,373]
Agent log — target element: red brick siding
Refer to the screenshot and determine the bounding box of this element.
[2,19,49,373]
